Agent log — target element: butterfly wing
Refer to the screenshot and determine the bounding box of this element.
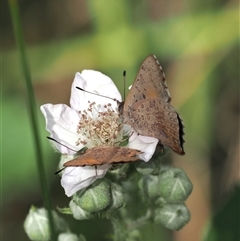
[64,146,141,166]
[130,99,185,155]
[124,55,170,108]
[123,54,185,155]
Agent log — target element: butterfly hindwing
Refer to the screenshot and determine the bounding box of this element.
[130,99,185,155]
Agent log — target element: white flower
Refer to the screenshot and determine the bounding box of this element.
[41,70,122,154]
[41,70,158,197]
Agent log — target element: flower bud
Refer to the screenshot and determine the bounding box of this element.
[154,203,190,230]
[69,200,95,220]
[73,180,111,212]
[127,230,141,241]
[134,157,161,175]
[24,206,66,241]
[58,233,83,241]
[107,183,125,211]
[158,168,193,202]
[138,175,159,199]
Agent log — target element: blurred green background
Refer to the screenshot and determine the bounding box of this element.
[2,0,239,240]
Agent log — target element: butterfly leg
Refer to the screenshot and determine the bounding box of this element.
[94,166,98,176]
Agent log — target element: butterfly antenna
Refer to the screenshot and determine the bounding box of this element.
[76,87,121,105]
[123,70,126,101]
[55,167,65,175]
[47,136,77,152]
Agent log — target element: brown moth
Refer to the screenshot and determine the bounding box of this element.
[64,146,141,167]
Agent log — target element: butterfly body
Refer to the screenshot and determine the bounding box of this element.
[123,54,185,155]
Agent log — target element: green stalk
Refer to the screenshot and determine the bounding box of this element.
[8,0,57,240]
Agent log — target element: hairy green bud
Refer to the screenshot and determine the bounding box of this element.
[135,156,161,175]
[69,200,95,220]
[73,180,111,212]
[108,183,125,211]
[138,175,159,199]
[158,168,193,202]
[154,203,191,230]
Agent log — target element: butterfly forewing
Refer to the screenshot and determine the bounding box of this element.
[124,55,170,110]
[123,55,170,125]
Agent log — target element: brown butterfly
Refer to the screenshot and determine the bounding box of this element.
[122,54,185,155]
[63,146,141,167]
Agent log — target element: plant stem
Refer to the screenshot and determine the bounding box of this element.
[8,0,57,240]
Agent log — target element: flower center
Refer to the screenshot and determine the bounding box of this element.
[76,101,123,148]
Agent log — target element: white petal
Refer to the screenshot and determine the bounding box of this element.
[69,72,89,112]
[40,104,84,155]
[61,165,111,197]
[127,132,158,162]
[70,71,122,112]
